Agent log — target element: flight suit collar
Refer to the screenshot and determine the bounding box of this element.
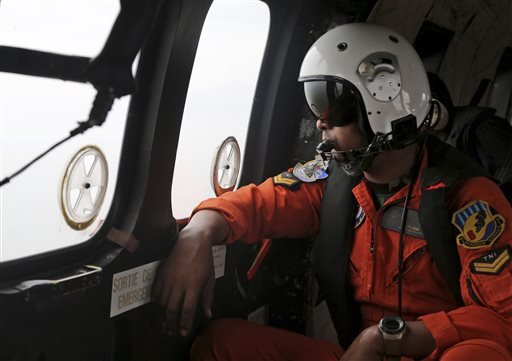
[352,147,429,222]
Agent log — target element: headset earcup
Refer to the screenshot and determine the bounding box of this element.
[432,99,449,130]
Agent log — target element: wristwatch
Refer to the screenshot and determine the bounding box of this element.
[378,316,407,361]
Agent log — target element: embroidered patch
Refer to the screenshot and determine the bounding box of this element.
[292,157,329,183]
[470,245,511,275]
[452,200,505,249]
[273,171,300,189]
[354,205,365,229]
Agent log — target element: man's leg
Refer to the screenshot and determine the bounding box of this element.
[439,339,512,361]
[191,318,344,361]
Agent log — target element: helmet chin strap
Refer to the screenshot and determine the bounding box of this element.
[316,107,437,176]
[340,154,377,177]
[316,139,378,177]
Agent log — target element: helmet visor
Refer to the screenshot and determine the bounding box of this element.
[303,79,363,127]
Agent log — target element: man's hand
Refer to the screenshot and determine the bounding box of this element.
[152,210,230,337]
[340,326,383,361]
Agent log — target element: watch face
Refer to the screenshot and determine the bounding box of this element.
[379,316,405,334]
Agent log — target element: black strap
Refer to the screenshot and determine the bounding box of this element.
[418,136,490,304]
[315,163,361,348]
[418,185,463,304]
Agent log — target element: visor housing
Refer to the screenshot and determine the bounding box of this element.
[303,79,363,127]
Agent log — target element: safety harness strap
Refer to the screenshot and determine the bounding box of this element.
[419,183,463,303]
[314,162,361,348]
[419,137,491,302]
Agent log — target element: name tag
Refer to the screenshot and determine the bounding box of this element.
[381,206,424,239]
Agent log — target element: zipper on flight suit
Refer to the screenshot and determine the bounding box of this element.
[387,245,429,286]
[466,277,484,306]
[370,210,381,255]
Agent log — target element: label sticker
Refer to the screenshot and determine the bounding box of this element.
[110,261,160,317]
[213,245,226,279]
[110,247,225,317]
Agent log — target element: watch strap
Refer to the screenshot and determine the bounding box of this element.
[382,337,402,360]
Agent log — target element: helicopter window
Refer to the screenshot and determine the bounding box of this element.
[0,0,128,262]
[171,0,270,219]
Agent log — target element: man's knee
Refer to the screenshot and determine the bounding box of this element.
[440,339,512,361]
[190,318,257,361]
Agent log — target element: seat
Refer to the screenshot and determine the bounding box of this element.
[486,47,512,123]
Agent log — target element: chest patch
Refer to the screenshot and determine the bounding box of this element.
[354,205,365,229]
[470,245,511,275]
[452,200,505,249]
[381,206,424,239]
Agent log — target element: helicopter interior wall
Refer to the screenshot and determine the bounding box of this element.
[367,0,512,110]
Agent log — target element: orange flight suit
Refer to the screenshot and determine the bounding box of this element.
[191,148,512,360]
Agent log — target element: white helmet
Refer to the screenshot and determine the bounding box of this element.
[299,23,433,173]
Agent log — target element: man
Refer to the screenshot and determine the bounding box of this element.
[428,71,512,186]
[429,71,512,204]
[153,23,512,360]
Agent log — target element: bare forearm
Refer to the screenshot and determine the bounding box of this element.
[401,321,436,359]
[185,209,231,246]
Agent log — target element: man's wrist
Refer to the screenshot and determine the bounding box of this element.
[187,210,231,245]
[378,316,407,360]
[359,325,385,355]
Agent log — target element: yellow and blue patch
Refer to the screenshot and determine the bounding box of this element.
[452,200,505,249]
[470,245,511,275]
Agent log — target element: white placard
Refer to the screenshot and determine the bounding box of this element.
[213,245,226,279]
[110,260,160,317]
[110,246,225,318]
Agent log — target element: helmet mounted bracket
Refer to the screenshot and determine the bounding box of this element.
[391,114,418,146]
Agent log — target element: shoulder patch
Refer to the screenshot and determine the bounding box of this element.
[451,200,505,249]
[292,158,329,183]
[273,171,300,189]
[470,245,511,275]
